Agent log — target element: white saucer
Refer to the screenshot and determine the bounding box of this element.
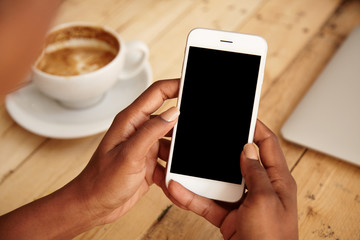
[5,62,152,139]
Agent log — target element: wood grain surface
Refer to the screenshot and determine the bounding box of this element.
[1,0,359,239]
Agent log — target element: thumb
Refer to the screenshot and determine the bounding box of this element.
[124,107,180,157]
[241,143,273,194]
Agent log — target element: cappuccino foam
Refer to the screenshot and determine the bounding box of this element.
[36,46,116,76]
[35,25,119,76]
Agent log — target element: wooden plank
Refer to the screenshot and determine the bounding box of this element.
[0,104,13,136]
[53,0,130,26]
[0,124,45,183]
[259,0,360,167]
[112,0,195,45]
[0,101,46,184]
[294,150,360,240]
[237,0,343,94]
[288,1,360,239]
[54,0,194,46]
[151,0,343,86]
[141,206,223,240]
[150,0,266,80]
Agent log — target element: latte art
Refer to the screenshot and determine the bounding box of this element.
[36,46,116,76]
[35,25,120,76]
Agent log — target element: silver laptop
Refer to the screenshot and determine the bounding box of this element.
[281,26,360,166]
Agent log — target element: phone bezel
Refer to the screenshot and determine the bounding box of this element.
[166,28,267,203]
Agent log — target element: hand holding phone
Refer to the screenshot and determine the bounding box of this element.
[166,28,267,202]
[167,121,298,239]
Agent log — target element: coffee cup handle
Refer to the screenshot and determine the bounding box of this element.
[118,40,149,80]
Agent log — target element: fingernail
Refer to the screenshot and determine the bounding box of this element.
[243,143,259,161]
[160,107,180,122]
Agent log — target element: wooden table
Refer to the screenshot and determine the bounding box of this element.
[1,0,360,239]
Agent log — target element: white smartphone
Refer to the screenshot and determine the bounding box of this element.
[166,28,267,202]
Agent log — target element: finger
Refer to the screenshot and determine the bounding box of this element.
[158,138,171,161]
[168,180,230,228]
[152,163,187,209]
[219,211,237,240]
[120,107,180,163]
[241,143,274,196]
[152,161,168,194]
[165,128,173,138]
[254,120,289,173]
[151,115,174,137]
[253,120,297,207]
[102,79,179,150]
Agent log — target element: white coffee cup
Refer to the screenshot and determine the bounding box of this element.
[32,22,149,109]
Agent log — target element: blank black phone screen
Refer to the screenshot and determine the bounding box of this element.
[170,46,261,184]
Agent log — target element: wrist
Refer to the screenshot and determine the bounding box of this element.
[59,177,111,232]
[0,178,104,240]
[68,172,124,227]
[41,181,101,239]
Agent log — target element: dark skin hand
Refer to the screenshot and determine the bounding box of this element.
[157,120,299,240]
[0,79,181,239]
[0,77,298,239]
